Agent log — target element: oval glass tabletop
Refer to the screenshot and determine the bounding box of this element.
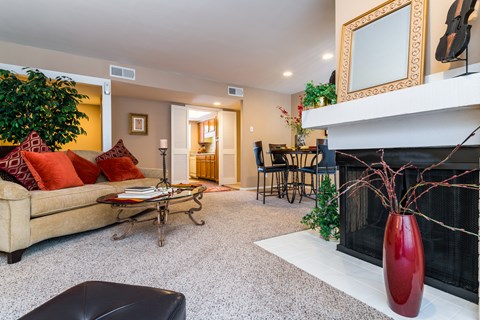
[97,185,207,204]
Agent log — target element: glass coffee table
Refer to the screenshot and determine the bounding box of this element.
[97,185,206,246]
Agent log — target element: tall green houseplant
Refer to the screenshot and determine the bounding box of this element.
[301,175,339,240]
[0,68,89,151]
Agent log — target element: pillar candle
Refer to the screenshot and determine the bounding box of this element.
[160,139,168,149]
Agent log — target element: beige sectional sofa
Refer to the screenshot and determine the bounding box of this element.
[0,150,163,264]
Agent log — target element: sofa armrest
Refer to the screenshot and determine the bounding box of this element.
[0,181,31,253]
[0,180,30,200]
[139,167,164,179]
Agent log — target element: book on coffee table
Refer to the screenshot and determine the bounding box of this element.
[117,189,169,199]
[124,186,156,194]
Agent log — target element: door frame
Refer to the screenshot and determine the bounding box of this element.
[180,105,239,185]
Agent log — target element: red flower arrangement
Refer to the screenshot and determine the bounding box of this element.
[277,103,312,136]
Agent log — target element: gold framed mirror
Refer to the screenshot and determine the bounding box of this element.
[337,0,428,103]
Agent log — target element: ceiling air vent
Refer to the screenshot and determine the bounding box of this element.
[228,86,244,97]
[109,65,136,80]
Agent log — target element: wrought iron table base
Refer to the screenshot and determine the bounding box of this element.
[111,192,205,247]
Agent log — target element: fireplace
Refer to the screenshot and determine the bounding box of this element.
[336,147,480,302]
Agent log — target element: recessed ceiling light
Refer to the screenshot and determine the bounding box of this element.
[213,102,221,106]
[322,53,334,60]
[283,71,293,77]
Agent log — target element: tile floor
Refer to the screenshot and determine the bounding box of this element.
[255,229,478,320]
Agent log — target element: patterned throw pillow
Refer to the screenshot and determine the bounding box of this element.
[95,139,139,165]
[0,131,51,190]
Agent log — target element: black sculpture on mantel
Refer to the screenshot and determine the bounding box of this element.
[435,0,477,76]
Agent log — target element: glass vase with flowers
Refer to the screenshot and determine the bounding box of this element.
[277,104,312,148]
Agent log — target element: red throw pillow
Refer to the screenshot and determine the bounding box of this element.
[66,150,101,184]
[97,157,145,182]
[0,131,51,190]
[21,151,84,191]
[95,139,139,165]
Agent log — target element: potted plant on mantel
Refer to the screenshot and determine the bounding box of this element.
[302,81,337,109]
[326,126,480,317]
[0,68,89,151]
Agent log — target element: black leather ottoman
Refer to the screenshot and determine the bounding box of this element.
[20,281,186,320]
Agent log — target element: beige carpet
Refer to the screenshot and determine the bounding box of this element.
[0,190,391,320]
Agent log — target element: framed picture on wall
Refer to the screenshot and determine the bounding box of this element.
[129,113,148,135]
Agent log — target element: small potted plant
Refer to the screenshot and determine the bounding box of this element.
[302,81,337,109]
[301,175,339,241]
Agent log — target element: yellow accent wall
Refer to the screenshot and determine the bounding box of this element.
[61,103,102,151]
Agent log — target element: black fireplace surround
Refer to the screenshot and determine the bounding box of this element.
[337,147,479,302]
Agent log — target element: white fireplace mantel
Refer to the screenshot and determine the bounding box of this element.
[303,72,480,150]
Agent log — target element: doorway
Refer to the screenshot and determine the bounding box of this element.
[188,108,218,186]
[171,105,237,186]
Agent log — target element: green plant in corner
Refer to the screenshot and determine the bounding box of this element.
[301,175,339,240]
[302,81,337,109]
[0,68,89,151]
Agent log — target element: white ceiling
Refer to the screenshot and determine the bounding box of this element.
[0,0,335,94]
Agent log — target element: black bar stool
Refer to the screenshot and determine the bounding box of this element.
[253,141,288,204]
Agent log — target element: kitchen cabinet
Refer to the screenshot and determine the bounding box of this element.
[196,154,216,181]
[208,119,215,132]
[197,117,216,143]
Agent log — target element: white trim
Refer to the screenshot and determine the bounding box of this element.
[0,63,112,151]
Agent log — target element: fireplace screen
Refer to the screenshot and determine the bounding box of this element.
[338,148,479,301]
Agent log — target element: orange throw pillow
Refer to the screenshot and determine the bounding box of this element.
[21,151,84,191]
[66,150,101,184]
[96,157,145,182]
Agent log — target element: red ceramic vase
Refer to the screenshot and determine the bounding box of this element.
[383,212,425,317]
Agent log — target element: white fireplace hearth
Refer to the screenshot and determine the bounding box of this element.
[303,71,480,150]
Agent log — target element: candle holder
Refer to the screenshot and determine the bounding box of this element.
[156,148,171,190]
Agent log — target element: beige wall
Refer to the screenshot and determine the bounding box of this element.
[111,96,171,172]
[241,88,292,188]
[335,0,480,78]
[0,41,236,101]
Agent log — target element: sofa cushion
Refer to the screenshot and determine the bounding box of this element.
[95,139,139,165]
[21,151,84,191]
[67,150,101,184]
[30,184,116,218]
[97,157,144,182]
[0,131,51,190]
